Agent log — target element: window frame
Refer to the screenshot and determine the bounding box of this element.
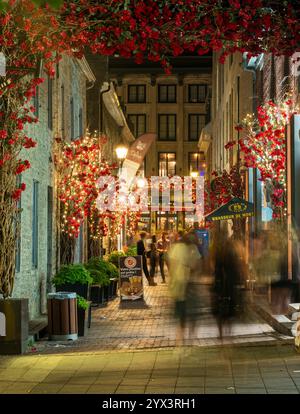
[32,180,39,269]
[158,152,177,176]
[158,114,177,141]
[48,76,53,130]
[158,84,177,103]
[188,84,207,103]
[70,97,75,140]
[128,114,147,138]
[128,84,146,103]
[188,113,206,141]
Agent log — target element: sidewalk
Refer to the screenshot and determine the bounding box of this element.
[0,343,299,394]
[34,274,283,355]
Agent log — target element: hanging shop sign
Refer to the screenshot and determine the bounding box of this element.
[119,133,156,189]
[205,197,254,221]
[119,256,143,301]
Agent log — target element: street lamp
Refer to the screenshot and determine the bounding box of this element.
[115,144,128,251]
[115,145,128,164]
[190,171,199,178]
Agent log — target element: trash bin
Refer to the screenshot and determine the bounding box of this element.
[47,292,78,341]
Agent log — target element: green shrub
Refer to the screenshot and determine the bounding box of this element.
[52,264,93,287]
[85,257,115,286]
[77,295,89,310]
[126,246,137,256]
[108,250,125,267]
[106,261,118,278]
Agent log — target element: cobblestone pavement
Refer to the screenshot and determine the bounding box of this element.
[33,274,285,355]
[0,343,300,394]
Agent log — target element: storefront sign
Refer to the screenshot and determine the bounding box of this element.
[119,256,143,301]
[205,197,254,221]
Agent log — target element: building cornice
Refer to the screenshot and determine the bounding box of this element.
[77,56,96,83]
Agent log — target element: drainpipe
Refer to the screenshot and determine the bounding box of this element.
[99,82,111,133]
[242,54,261,235]
[98,62,111,258]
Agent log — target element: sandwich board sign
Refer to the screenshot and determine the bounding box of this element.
[119,256,143,301]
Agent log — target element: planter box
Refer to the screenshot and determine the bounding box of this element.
[0,298,29,355]
[111,278,118,297]
[77,302,91,337]
[103,285,110,302]
[56,283,90,300]
[90,285,104,306]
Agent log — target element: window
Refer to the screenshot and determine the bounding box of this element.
[32,180,39,268]
[70,97,75,140]
[188,84,207,103]
[128,85,146,103]
[15,175,22,272]
[188,152,205,174]
[33,86,39,118]
[61,85,65,137]
[48,77,53,130]
[188,114,206,141]
[158,153,176,176]
[128,114,146,138]
[47,186,53,281]
[158,84,176,103]
[158,114,176,141]
[79,107,83,137]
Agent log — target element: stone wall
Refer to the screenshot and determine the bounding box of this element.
[13,56,91,320]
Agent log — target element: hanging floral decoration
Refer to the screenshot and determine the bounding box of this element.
[55,131,118,238]
[205,165,244,215]
[234,98,297,220]
[0,0,299,297]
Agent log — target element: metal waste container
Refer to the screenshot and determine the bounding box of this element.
[47,292,78,341]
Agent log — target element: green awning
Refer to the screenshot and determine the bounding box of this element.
[205,197,254,221]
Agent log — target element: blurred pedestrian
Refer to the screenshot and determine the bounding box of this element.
[212,227,245,339]
[168,232,201,346]
[137,232,156,286]
[150,235,158,281]
[157,232,169,283]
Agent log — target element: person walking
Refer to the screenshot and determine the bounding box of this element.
[168,232,201,347]
[137,232,156,286]
[150,235,158,282]
[157,232,169,283]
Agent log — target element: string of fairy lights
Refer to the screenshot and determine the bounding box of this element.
[240,94,299,219]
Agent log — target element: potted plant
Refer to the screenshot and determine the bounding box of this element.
[126,246,137,256]
[108,250,126,268]
[52,264,93,300]
[106,261,119,298]
[77,295,90,337]
[85,258,111,305]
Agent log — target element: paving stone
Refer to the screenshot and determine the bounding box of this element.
[66,374,99,385]
[86,384,119,394]
[21,369,50,382]
[42,372,73,385]
[235,388,267,394]
[205,387,236,394]
[0,381,16,392]
[58,384,90,394]
[145,387,175,394]
[175,387,205,394]
[3,382,39,394]
[30,383,64,394]
[115,386,146,394]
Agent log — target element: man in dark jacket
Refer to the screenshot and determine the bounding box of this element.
[137,232,156,286]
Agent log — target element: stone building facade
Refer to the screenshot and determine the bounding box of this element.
[108,56,212,232]
[13,56,95,320]
[202,52,253,176]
